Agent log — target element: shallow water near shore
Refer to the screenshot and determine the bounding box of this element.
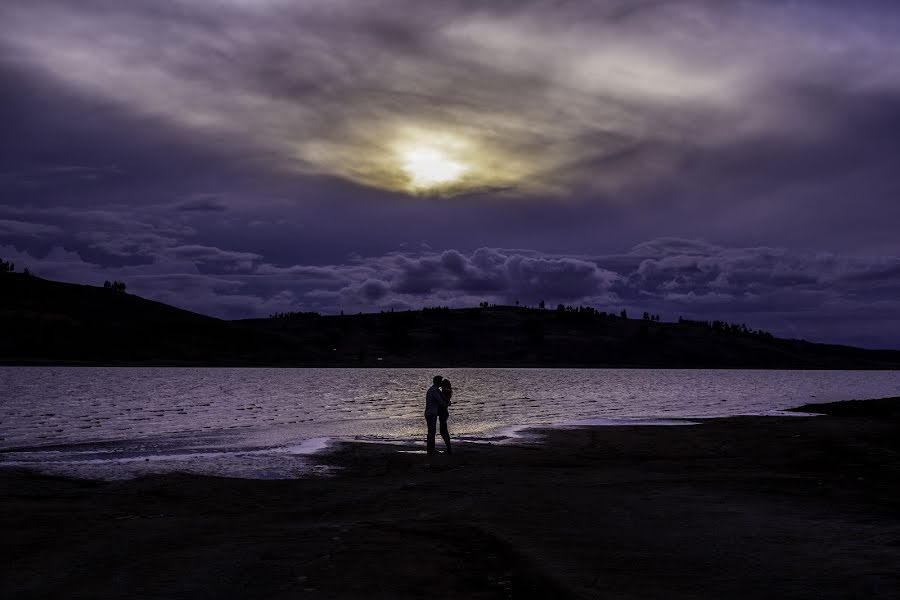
[2,367,899,479]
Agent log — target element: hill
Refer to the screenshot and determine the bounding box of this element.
[2,272,899,368]
[0,273,307,365]
[243,306,900,368]
[789,397,900,417]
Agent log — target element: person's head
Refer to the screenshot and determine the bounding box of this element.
[441,378,451,389]
[433,375,443,386]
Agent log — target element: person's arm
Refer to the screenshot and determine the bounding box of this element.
[430,387,449,408]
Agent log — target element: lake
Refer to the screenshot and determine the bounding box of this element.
[2,367,899,479]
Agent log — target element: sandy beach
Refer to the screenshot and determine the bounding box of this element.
[2,405,900,599]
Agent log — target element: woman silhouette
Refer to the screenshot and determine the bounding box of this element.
[437,378,453,454]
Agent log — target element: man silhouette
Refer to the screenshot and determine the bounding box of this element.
[424,375,452,455]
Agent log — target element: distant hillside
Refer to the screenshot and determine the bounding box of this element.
[0,273,307,365]
[2,272,900,368]
[789,397,900,417]
[242,306,900,369]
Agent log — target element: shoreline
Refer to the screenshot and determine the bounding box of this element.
[0,416,766,481]
[3,399,900,598]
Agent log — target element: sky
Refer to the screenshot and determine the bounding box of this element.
[1,0,900,348]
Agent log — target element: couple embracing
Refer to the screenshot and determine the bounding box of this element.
[424,375,453,455]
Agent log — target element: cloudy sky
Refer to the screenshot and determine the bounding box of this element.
[2,0,899,348]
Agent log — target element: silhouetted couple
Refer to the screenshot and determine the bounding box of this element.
[424,375,453,455]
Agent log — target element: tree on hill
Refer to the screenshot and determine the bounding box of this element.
[677,315,775,341]
[103,280,127,293]
[0,258,14,273]
[269,310,320,319]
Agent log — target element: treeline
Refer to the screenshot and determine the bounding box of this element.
[553,304,629,320]
[267,301,775,342]
[270,306,469,319]
[103,280,127,293]
[3,259,123,288]
[1,258,33,276]
[269,310,321,319]
[677,316,774,340]
[422,306,453,314]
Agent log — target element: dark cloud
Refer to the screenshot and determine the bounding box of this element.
[0,219,63,238]
[167,245,261,269]
[366,248,618,300]
[174,196,230,213]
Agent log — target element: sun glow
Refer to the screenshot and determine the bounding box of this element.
[400,145,468,190]
[387,127,523,195]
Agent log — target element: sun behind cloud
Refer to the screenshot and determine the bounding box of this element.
[400,145,468,190]
[390,129,479,194]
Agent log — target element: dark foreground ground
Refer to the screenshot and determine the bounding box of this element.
[2,404,900,599]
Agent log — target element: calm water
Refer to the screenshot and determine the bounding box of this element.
[2,367,899,479]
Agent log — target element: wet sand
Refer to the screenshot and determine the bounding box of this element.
[2,407,900,599]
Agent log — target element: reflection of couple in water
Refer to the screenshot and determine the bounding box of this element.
[424,375,453,455]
